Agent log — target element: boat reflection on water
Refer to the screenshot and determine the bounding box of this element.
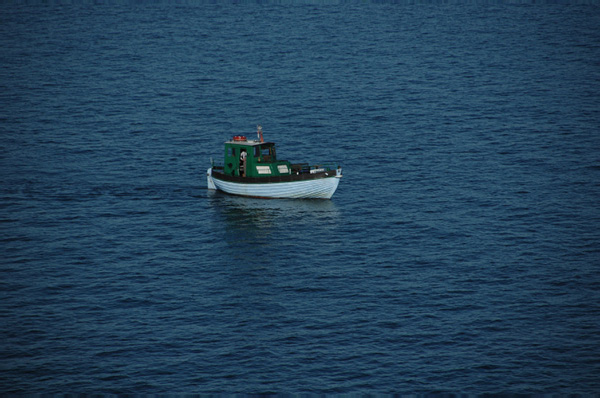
[207,189,340,225]
[207,189,340,255]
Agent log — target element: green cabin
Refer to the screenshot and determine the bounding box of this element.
[223,137,292,178]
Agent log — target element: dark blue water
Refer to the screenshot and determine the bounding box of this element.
[2,2,600,394]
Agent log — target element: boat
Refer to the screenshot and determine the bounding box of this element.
[207,125,342,199]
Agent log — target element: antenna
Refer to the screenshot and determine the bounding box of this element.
[257,124,264,143]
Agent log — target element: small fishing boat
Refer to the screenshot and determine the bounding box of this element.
[207,125,342,199]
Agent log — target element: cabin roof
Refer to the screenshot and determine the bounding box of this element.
[224,140,275,147]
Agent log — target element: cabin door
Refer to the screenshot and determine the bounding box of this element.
[226,146,239,176]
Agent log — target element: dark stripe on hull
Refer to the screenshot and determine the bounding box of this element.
[211,169,337,184]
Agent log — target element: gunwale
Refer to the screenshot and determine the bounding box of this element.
[211,167,338,184]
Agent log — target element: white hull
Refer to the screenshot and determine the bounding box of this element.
[207,168,341,199]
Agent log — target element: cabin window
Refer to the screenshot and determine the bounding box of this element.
[228,147,236,157]
[254,147,260,157]
[256,166,271,174]
[259,145,275,161]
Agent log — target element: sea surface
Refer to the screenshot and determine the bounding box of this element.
[1,2,600,394]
